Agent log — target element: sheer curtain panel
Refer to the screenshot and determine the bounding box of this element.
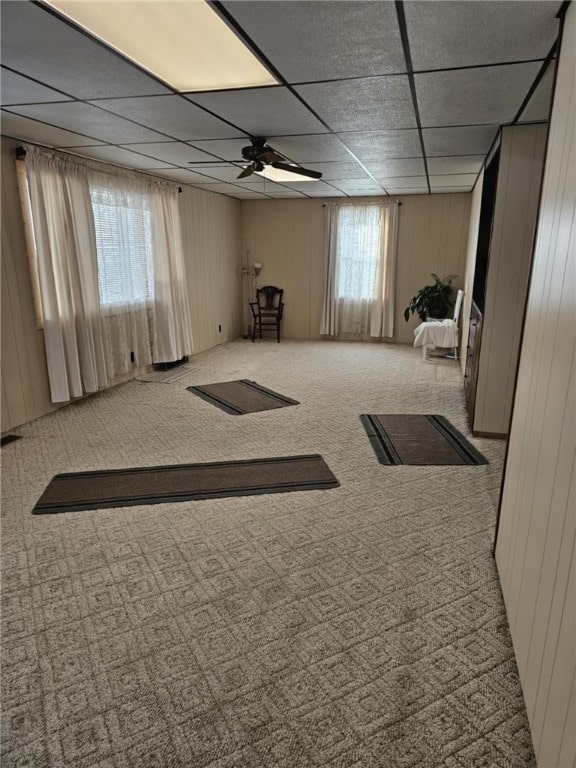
[320,202,398,338]
[23,146,193,403]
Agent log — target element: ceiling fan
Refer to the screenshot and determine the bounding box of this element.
[190,137,322,180]
[236,137,322,180]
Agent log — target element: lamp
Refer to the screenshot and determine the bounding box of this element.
[253,262,262,275]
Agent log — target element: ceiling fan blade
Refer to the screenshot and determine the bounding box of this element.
[237,165,255,179]
[272,161,322,179]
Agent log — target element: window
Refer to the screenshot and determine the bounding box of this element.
[89,184,154,309]
[336,205,382,301]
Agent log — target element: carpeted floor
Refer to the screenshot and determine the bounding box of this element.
[1,340,535,767]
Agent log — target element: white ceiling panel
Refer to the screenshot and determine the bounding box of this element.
[220,1,406,82]
[333,181,385,194]
[383,177,429,190]
[337,130,422,161]
[0,1,170,99]
[518,61,555,123]
[193,182,270,198]
[389,189,429,195]
[304,162,370,180]
[428,187,474,194]
[429,174,478,188]
[118,142,219,165]
[7,102,169,144]
[0,110,105,148]
[187,165,247,182]
[152,168,223,184]
[362,158,426,178]
[281,180,346,195]
[405,1,559,71]
[423,126,499,157]
[264,189,308,198]
[185,138,251,162]
[427,156,484,175]
[69,145,176,170]
[266,135,353,163]
[190,87,326,136]
[416,63,542,128]
[295,77,416,132]
[1,68,73,105]
[89,96,244,141]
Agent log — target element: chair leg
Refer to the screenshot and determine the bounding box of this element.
[277,323,280,343]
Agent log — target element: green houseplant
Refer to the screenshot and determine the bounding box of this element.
[404,273,457,322]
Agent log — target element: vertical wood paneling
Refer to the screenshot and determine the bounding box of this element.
[495,6,576,766]
[1,136,56,431]
[241,193,471,344]
[178,186,242,353]
[474,124,548,435]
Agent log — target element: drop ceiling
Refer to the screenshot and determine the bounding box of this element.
[0,0,560,200]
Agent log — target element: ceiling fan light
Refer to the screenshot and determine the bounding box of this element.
[256,164,320,183]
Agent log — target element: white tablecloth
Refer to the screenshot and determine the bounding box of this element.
[414,319,458,348]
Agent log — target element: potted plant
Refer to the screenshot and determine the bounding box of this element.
[404,273,457,322]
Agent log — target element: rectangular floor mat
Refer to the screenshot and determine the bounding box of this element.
[187,379,299,415]
[33,454,339,514]
[360,414,488,465]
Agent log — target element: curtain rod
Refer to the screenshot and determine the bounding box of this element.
[15,146,183,192]
[322,200,401,206]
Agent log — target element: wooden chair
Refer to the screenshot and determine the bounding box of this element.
[250,286,284,343]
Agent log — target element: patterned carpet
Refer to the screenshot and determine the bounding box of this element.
[1,340,536,768]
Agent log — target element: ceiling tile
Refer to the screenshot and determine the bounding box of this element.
[383,177,429,190]
[89,96,244,141]
[427,156,484,175]
[332,178,385,192]
[192,182,270,198]
[423,125,499,157]
[428,187,473,194]
[429,174,478,188]
[264,189,308,198]
[362,158,425,178]
[518,60,555,123]
[405,1,558,70]
[119,142,219,165]
[337,130,422,161]
[265,135,353,163]
[0,110,105,148]
[281,180,345,195]
[190,86,326,136]
[187,165,247,182]
[221,0,406,81]
[151,168,222,184]
[69,145,176,170]
[416,62,542,128]
[7,102,169,144]
[295,77,416,131]
[304,162,370,180]
[1,68,73,105]
[389,189,429,195]
[185,138,251,162]
[0,1,170,99]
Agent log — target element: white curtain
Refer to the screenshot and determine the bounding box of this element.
[25,146,193,403]
[320,202,398,338]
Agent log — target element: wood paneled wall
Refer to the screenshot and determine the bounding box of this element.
[1,136,57,431]
[240,193,471,344]
[178,186,242,353]
[495,5,575,766]
[474,123,548,435]
[0,136,242,432]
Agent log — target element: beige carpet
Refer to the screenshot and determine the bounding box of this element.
[1,340,535,767]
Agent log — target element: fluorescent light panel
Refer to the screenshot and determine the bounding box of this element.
[255,165,318,182]
[44,0,278,92]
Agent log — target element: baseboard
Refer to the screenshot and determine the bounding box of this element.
[472,430,507,439]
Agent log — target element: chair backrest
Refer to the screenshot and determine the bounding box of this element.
[453,289,464,324]
[257,286,283,309]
